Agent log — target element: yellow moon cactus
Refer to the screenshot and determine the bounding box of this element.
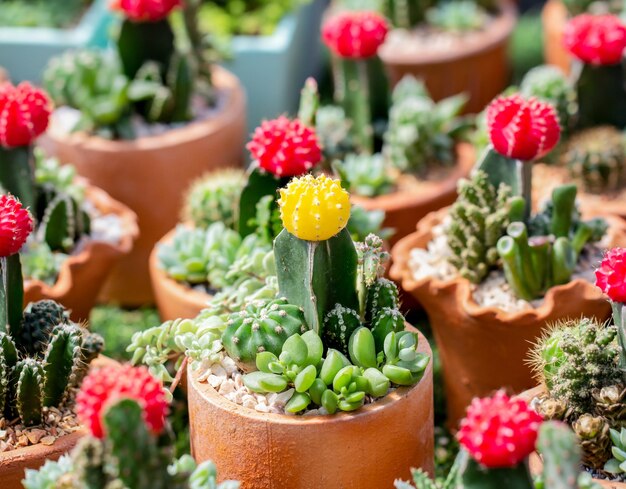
[278,174,350,241]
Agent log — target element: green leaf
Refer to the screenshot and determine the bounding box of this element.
[237,168,286,237]
[285,392,311,413]
[243,371,287,393]
[282,334,308,366]
[301,330,323,367]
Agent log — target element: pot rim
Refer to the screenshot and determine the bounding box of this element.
[23,181,139,300]
[0,428,85,465]
[389,208,626,323]
[188,326,432,426]
[350,143,475,213]
[149,226,215,309]
[45,66,246,153]
[378,0,517,66]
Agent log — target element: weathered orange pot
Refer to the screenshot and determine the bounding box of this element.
[150,228,211,322]
[42,66,247,306]
[188,327,434,489]
[24,183,138,322]
[390,208,626,429]
[378,1,516,114]
[519,386,626,489]
[352,143,475,246]
[542,0,571,75]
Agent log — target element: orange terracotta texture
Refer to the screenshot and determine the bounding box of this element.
[378,1,517,115]
[24,183,138,322]
[150,228,211,321]
[188,328,434,489]
[42,66,247,306]
[519,387,626,489]
[352,143,475,247]
[390,208,626,429]
[542,0,571,75]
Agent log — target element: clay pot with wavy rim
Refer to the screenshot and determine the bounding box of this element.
[518,386,626,489]
[390,208,626,429]
[150,228,211,322]
[542,0,571,75]
[378,1,516,115]
[0,355,117,489]
[42,66,247,307]
[24,183,138,322]
[351,143,475,246]
[188,326,434,489]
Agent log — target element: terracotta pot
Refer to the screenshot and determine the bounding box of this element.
[42,66,247,306]
[390,208,626,429]
[378,1,516,114]
[542,0,571,75]
[352,143,475,247]
[150,228,211,322]
[518,386,626,489]
[188,327,434,489]
[24,183,138,322]
[0,355,117,489]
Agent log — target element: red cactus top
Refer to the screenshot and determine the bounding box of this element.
[110,0,181,22]
[247,116,322,177]
[564,14,626,66]
[76,365,168,439]
[457,390,543,468]
[486,94,561,161]
[596,247,626,303]
[0,195,33,258]
[0,82,51,149]
[322,11,389,59]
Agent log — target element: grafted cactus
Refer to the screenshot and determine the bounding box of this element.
[446,171,524,284]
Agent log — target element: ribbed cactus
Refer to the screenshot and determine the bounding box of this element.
[446,171,524,284]
[565,126,626,194]
[20,299,69,355]
[275,175,360,335]
[182,169,245,230]
[15,359,44,426]
[574,61,626,130]
[222,298,308,371]
[323,304,362,353]
[42,325,83,407]
[365,278,400,322]
[537,421,582,489]
[371,307,405,351]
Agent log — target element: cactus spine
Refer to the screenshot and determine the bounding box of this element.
[42,325,83,407]
[16,359,44,426]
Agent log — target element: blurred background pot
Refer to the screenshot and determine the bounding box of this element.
[42,66,247,306]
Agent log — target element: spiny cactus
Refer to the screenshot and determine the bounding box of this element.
[20,299,69,355]
[332,153,395,197]
[564,126,626,194]
[222,298,308,371]
[447,170,524,284]
[498,185,604,301]
[529,317,621,416]
[15,359,45,426]
[426,1,488,33]
[323,304,362,353]
[371,307,405,352]
[383,79,468,176]
[182,169,246,230]
[365,278,400,322]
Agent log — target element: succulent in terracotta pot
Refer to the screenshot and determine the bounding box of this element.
[22,364,239,489]
[0,194,103,452]
[396,391,603,489]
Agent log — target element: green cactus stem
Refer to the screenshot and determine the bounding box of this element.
[537,421,582,489]
[298,78,320,128]
[573,61,626,130]
[117,19,175,80]
[323,304,362,354]
[459,453,534,489]
[0,146,35,210]
[42,325,83,407]
[612,302,626,380]
[332,58,373,154]
[365,278,400,323]
[15,359,44,426]
[274,227,360,335]
[0,254,24,340]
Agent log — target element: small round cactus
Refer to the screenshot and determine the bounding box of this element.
[0,82,52,148]
[371,307,405,351]
[222,298,308,371]
[457,390,543,468]
[0,194,33,258]
[278,174,351,241]
[564,14,626,66]
[487,93,561,161]
[564,126,626,194]
[365,278,400,322]
[182,169,246,229]
[20,300,70,355]
[323,304,362,353]
[76,364,168,439]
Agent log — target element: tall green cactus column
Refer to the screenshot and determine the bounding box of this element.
[574,61,626,130]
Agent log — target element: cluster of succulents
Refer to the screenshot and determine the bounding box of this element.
[396,391,602,489]
[42,0,216,139]
[23,365,239,489]
[0,82,93,284]
[0,194,103,428]
[382,0,497,29]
